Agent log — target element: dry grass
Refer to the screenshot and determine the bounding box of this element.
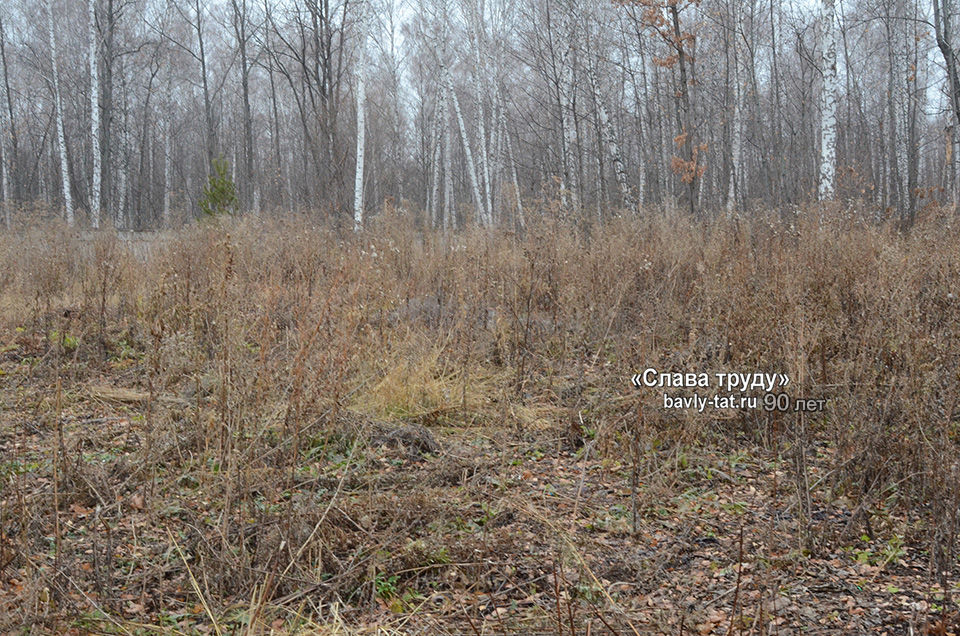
[0,206,958,633]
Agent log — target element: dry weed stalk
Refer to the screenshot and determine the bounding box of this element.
[0,210,958,632]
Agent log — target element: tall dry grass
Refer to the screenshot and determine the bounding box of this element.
[0,206,958,631]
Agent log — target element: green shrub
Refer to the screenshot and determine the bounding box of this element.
[199,157,238,217]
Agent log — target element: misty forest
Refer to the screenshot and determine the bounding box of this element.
[1,0,960,633]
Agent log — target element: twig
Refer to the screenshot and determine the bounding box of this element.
[457,596,482,636]
[588,601,622,636]
[557,557,576,636]
[54,564,136,635]
[725,526,744,636]
[523,501,641,636]
[279,435,359,582]
[167,527,223,636]
[554,560,565,636]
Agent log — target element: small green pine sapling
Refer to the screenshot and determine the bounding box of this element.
[199,157,239,217]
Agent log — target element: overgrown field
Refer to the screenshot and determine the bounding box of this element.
[1,209,959,634]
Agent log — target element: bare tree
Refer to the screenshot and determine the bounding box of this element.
[89,0,101,227]
[935,0,960,131]
[230,0,256,213]
[193,0,215,174]
[0,13,9,227]
[47,0,73,225]
[0,14,15,217]
[818,0,838,201]
[0,0,948,228]
[354,0,367,230]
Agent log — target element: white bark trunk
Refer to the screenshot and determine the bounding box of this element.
[559,33,578,211]
[47,0,73,226]
[818,0,839,201]
[954,132,960,207]
[0,70,7,226]
[0,131,6,208]
[442,87,452,232]
[469,0,492,224]
[353,0,366,231]
[445,66,487,227]
[587,62,634,212]
[0,135,6,229]
[116,77,128,229]
[727,11,742,216]
[0,25,8,226]
[490,97,503,226]
[428,92,442,228]
[88,0,101,228]
[162,117,171,227]
[285,148,294,214]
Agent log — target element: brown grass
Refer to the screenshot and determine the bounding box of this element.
[0,206,958,633]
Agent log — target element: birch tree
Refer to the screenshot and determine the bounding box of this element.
[0,14,14,214]
[89,0,101,227]
[0,13,8,227]
[466,0,492,223]
[442,61,487,226]
[427,93,442,227]
[934,0,960,132]
[47,0,73,226]
[98,0,121,222]
[0,0,953,226]
[162,115,171,227]
[354,0,367,231]
[934,0,960,203]
[442,87,453,231]
[586,59,634,212]
[818,0,838,201]
[557,2,579,212]
[726,1,742,214]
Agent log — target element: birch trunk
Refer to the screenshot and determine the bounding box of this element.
[353,0,366,231]
[587,62,634,212]
[444,66,487,226]
[885,15,901,216]
[442,87,453,232]
[428,92,443,228]
[0,24,7,224]
[490,96,503,226]
[89,0,101,228]
[469,0,492,224]
[0,117,6,227]
[162,116,171,227]
[934,0,960,136]
[116,74,128,228]
[47,0,73,226]
[669,4,696,217]
[0,15,15,211]
[0,109,6,210]
[100,0,114,221]
[818,0,839,201]
[770,0,784,206]
[631,23,649,207]
[560,37,578,212]
[954,133,960,208]
[727,6,742,215]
